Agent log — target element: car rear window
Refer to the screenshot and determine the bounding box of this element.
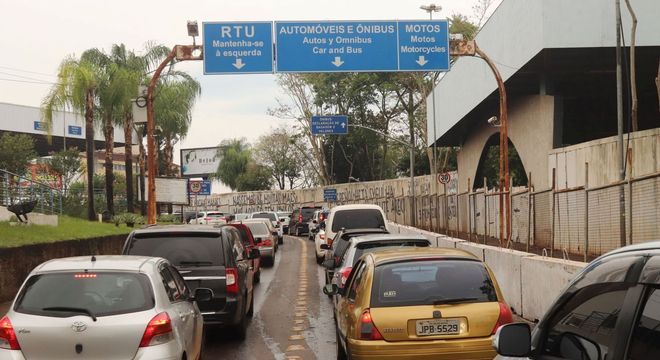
[350,240,430,266]
[253,213,276,221]
[245,222,269,237]
[15,272,154,317]
[207,212,224,217]
[331,209,385,232]
[126,233,224,267]
[301,208,319,219]
[370,260,498,307]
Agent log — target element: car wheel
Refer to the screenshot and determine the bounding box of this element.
[232,303,248,341]
[336,329,347,360]
[316,253,323,264]
[278,236,284,245]
[247,292,254,318]
[254,269,261,284]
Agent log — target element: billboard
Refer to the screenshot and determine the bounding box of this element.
[140,178,189,205]
[180,147,222,177]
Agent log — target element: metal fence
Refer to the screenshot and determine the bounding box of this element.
[354,171,660,261]
[0,169,63,216]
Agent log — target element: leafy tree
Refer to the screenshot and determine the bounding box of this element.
[215,139,251,191]
[0,133,36,175]
[154,75,201,176]
[448,14,479,40]
[236,162,272,191]
[42,50,104,220]
[254,127,303,189]
[48,147,81,194]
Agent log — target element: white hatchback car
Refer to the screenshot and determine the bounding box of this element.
[0,255,210,360]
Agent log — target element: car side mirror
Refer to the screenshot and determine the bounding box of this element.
[493,323,531,357]
[320,244,331,250]
[192,288,213,303]
[323,284,339,296]
[557,332,601,360]
[322,258,335,269]
[248,248,260,259]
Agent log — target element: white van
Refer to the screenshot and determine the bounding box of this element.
[324,204,389,242]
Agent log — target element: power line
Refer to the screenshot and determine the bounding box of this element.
[0,71,56,83]
[0,77,54,85]
[0,65,58,78]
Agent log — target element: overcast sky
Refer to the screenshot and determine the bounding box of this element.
[1,0,498,192]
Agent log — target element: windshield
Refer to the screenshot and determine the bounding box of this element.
[126,233,224,267]
[15,272,154,318]
[349,240,430,266]
[278,212,290,217]
[245,222,269,236]
[331,209,386,232]
[253,213,277,221]
[371,260,497,308]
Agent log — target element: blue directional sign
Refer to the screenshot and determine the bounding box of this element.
[398,21,449,71]
[311,115,348,135]
[203,22,274,74]
[189,180,211,196]
[275,20,449,73]
[276,21,398,72]
[33,121,47,131]
[324,188,337,202]
[67,125,82,136]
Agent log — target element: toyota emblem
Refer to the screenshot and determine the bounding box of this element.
[71,321,87,332]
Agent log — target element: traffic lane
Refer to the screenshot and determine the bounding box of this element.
[202,235,336,360]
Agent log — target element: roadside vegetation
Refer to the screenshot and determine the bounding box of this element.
[0,216,132,248]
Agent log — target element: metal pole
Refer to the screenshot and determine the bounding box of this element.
[475,43,509,246]
[483,177,488,244]
[468,178,472,242]
[615,0,626,247]
[527,172,532,253]
[584,163,589,262]
[551,168,556,258]
[63,104,67,151]
[410,146,416,227]
[147,47,177,225]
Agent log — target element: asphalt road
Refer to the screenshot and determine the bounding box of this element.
[202,235,337,360]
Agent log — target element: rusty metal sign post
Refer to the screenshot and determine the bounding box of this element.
[146,44,203,225]
[449,39,510,246]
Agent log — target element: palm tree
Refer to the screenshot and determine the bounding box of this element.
[109,43,171,213]
[42,51,103,220]
[153,74,201,176]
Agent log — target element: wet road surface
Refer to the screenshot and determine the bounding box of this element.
[203,235,336,360]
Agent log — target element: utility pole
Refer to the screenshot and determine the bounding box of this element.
[615,0,626,247]
[421,4,441,175]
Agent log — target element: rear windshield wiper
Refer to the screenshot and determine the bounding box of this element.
[42,306,97,321]
[430,297,479,305]
[179,261,214,266]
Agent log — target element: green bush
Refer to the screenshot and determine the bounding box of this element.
[112,213,144,227]
[157,214,177,223]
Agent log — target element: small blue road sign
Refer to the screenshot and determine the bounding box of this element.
[311,115,348,135]
[324,188,337,202]
[397,20,449,71]
[68,125,82,136]
[275,21,398,72]
[203,22,274,74]
[189,180,211,196]
[33,121,47,131]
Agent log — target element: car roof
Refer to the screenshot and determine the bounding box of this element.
[330,204,383,212]
[131,224,224,234]
[34,255,162,274]
[601,241,660,259]
[350,234,431,244]
[368,247,480,265]
[338,228,388,236]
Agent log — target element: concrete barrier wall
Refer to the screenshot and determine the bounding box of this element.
[0,235,127,303]
[389,221,586,321]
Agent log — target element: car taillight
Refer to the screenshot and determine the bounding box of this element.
[319,234,325,240]
[359,309,383,340]
[204,217,212,221]
[139,312,173,347]
[319,214,325,221]
[339,267,353,287]
[298,214,303,223]
[491,302,513,335]
[226,268,239,294]
[0,316,20,350]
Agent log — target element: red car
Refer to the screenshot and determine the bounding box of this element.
[227,223,261,283]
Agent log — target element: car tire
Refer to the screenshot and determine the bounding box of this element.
[316,253,323,264]
[336,329,347,360]
[254,269,261,284]
[232,304,248,341]
[247,292,254,318]
[278,236,284,245]
[295,227,301,236]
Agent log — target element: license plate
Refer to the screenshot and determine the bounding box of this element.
[415,319,461,336]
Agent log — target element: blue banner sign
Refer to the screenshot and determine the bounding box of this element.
[67,125,82,136]
[203,22,274,74]
[275,20,449,72]
[34,121,47,131]
[189,180,211,196]
[324,188,337,202]
[311,115,348,135]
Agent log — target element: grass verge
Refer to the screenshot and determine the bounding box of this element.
[0,216,132,248]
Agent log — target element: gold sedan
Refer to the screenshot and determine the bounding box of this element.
[324,248,513,360]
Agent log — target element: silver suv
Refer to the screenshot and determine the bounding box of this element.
[0,255,210,359]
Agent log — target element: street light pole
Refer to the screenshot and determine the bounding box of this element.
[421,4,441,176]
